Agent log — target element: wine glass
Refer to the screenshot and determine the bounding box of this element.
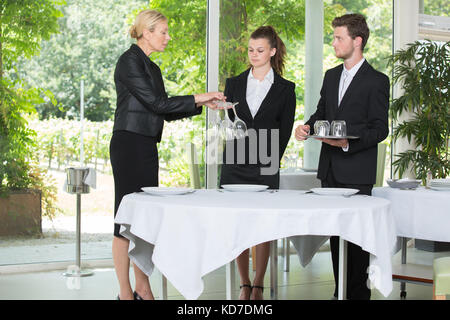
[230,103,247,139]
[282,155,291,172]
[210,110,222,138]
[220,109,234,141]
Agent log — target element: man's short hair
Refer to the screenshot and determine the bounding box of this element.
[332,13,370,51]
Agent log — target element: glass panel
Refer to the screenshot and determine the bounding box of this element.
[1,0,207,266]
[328,1,393,79]
[151,1,208,189]
[419,0,450,42]
[422,0,450,17]
[218,0,307,178]
[217,0,393,184]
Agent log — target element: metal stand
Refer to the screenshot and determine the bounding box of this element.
[63,168,94,278]
[225,260,236,300]
[270,240,278,300]
[337,237,348,300]
[283,238,290,272]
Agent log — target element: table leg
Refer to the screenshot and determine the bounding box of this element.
[270,240,278,300]
[226,260,236,300]
[400,237,407,299]
[160,274,168,300]
[338,237,348,300]
[283,238,290,272]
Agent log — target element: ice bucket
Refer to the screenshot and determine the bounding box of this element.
[65,167,90,194]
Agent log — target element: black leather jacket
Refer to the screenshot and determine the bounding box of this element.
[113,44,202,141]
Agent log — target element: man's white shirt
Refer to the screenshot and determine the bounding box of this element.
[338,58,365,151]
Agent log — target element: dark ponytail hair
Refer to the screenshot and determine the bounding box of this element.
[250,26,286,75]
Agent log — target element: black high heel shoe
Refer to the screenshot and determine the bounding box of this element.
[133,291,144,300]
[239,284,252,300]
[251,285,264,300]
[252,285,264,292]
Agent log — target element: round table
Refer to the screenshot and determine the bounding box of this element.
[115,189,396,300]
[373,186,450,241]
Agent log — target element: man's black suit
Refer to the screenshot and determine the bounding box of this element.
[305,60,389,299]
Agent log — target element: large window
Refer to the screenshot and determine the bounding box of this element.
[215,1,308,181]
[1,0,396,268]
[1,0,208,266]
[214,0,393,180]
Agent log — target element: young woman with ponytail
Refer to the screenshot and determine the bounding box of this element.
[219,26,296,300]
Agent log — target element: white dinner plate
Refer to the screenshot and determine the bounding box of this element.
[429,186,450,192]
[141,187,194,195]
[221,184,269,192]
[430,179,450,188]
[430,178,450,184]
[430,183,450,187]
[310,188,359,196]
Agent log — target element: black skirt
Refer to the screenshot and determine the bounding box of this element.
[219,164,279,189]
[110,130,159,237]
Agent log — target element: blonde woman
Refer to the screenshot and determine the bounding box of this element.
[111,9,224,300]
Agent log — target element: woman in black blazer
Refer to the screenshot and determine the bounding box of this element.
[111,9,224,300]
[220,26,296,300]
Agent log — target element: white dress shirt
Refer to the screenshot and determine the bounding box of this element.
[338,58,365,106]
[246,68,274,118]
[338,58,365,151]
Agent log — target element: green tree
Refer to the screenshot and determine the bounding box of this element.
[1,0,62,220]
[15,0,147,121]
[1,0,63,76]
[424,0,450,17]
[324,0,393,75]
[151,0,342,93]
[1,0,62,191]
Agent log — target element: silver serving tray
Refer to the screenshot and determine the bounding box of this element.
[305,135,359,140]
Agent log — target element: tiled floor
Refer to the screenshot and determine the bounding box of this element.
[0,245,444,300]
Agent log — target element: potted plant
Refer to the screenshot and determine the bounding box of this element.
[390,40,450,252]
[0,79,61,236]
[389,40,449,185]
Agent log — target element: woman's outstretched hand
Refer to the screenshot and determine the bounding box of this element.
[194,92,226,109]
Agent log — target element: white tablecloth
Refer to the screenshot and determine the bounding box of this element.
[373,187,450,242]
[115,189,397,299]
[280,169,327,268]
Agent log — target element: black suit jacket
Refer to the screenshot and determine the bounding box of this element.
[306,60,389,185]
[113,44,201,141]
[222,68,296,167]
